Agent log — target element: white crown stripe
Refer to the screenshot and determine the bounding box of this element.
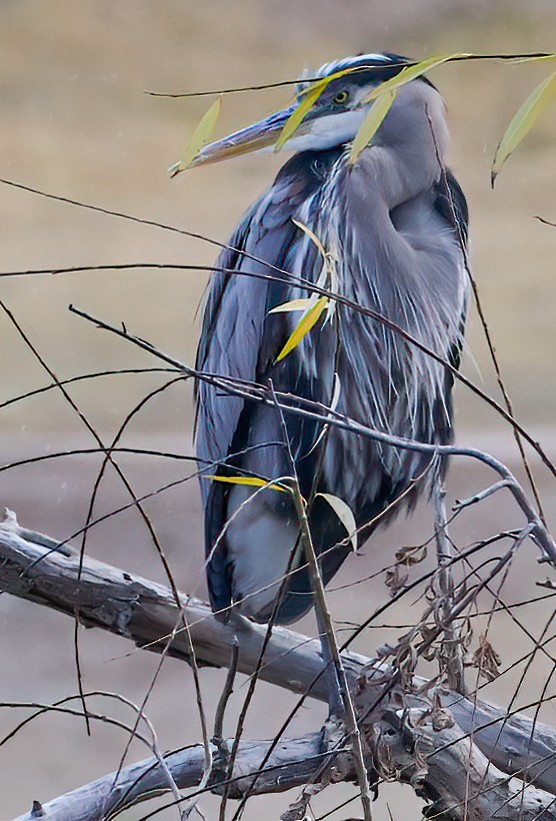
[317,52,392,78]
[297,53,402,92]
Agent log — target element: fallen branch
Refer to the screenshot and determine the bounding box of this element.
[1,514,555,797]
[372,709,556,821]
[12,731,330,820]
[11,707,556,821]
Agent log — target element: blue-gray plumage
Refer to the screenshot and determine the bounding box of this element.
[192,53,469,625]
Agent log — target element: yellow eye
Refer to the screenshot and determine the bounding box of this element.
[333,90,350,105]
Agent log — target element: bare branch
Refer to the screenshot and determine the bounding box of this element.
[11,706,556,821]
[372,709,556,821]
[12,731,330,821]
[1,513,556,802]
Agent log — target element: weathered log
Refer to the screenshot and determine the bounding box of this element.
[11,710,556,821]
[373,710,556,821]
[1,514,555,815]
[13,732,329,821]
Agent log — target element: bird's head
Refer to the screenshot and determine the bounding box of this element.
[190,52,430,167]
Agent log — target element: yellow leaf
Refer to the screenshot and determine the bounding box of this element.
[291,218,327,259]
[274,81,327,152]
[269,298,314,314]
[275,54,467,155]
[275,296,328,362]
[277,59,408,154]
[491,69,556,186]
[348,90,397,164]
[364,53,470,102]
[202,474,287,493]
[316,492,358,552]
[168,96,222,177]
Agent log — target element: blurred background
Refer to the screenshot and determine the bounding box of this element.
[0,1,555,818]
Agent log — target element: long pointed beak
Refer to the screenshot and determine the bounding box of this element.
[190,104,298,168]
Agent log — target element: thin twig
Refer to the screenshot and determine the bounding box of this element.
[289,482,373,821]
[428,111,547,523]
[69,302,556,527]
[213,639,239,747]
[432,476,467,695]
[453,480,512,512]
[144,52,556,98]
[79,287,556,477]
[179,600,213,821]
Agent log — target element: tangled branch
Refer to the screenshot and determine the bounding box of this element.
[2,513,555,819]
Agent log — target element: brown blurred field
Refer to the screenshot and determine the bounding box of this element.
[1,2,555,819]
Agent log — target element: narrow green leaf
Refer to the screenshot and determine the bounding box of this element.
[168,96,222,177]
[272,53,469,156]
[348,90,397,164]
[277,57,428,154]
[491,69,556,186]
[275,296,328,362]
[202,474,287,493]
[291,218,327,259]
[269,298,313,314]
[316,492,358,552]
[275,81,327,152]
[365,53,470,102]
[291,218,337,322]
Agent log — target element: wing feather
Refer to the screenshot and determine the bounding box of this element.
[195,149,342,613]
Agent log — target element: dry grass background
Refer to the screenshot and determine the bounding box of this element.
[0,1,555,818]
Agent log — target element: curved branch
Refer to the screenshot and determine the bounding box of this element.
[13,732,328,821]
[373,710,556,821]
[1,513,555,802]
[12,710,556,821]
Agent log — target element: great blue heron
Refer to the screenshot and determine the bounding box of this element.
[192,52,469,626]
